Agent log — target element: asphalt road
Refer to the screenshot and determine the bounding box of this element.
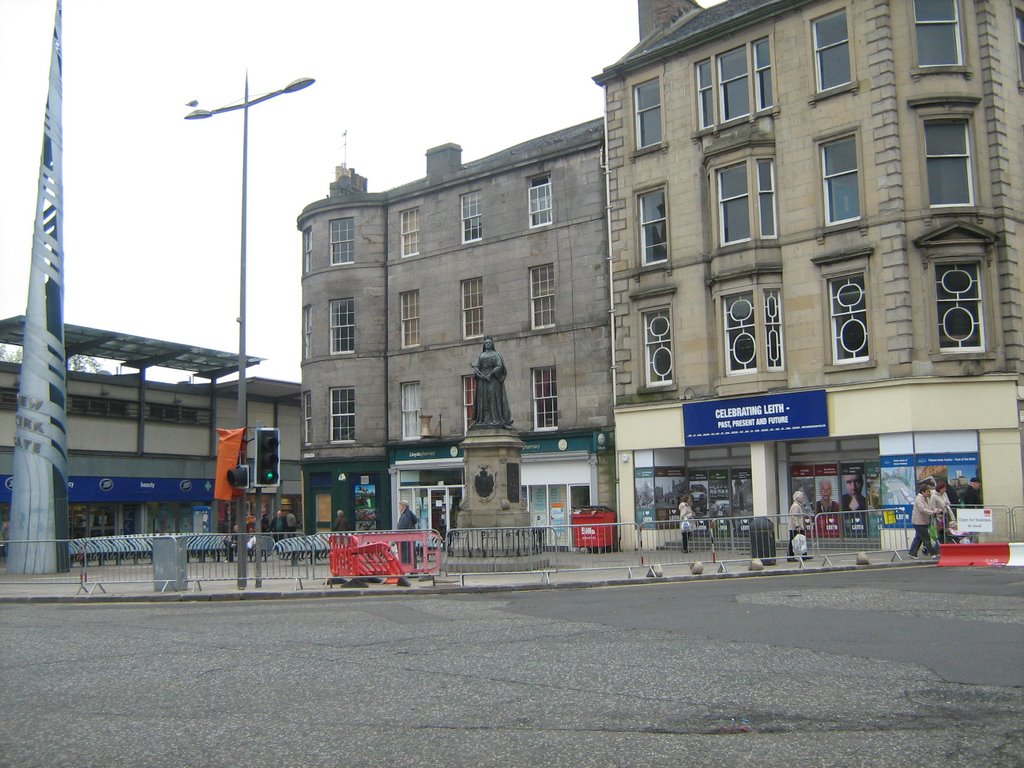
[1,567,1021,767]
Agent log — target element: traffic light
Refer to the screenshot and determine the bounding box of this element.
[254,427,280,487]
[226,464,250,489]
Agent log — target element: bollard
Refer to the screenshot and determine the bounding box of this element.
[856,551,870,565]
[749,558,764,572]
[690,561,704,575]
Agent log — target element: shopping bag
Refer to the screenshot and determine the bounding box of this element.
[792,533,808,556]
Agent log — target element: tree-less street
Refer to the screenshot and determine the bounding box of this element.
[2,566,1021,767]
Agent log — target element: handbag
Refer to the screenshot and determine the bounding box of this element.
[681,519,692,531]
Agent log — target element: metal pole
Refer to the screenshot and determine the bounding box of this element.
[236,74,250,589]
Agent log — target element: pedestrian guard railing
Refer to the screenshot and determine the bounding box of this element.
[0,504,1019,593]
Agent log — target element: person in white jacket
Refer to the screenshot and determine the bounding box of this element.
[677,494,695,554]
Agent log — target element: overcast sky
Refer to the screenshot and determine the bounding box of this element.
[1,0,718,383]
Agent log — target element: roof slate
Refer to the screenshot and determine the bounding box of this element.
[597,0,803,82]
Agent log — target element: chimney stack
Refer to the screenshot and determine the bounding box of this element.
[426,143,462,181]
[638,0,697,40]
[329,165,368,197]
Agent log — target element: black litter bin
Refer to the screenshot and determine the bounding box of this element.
[749,516,776,566]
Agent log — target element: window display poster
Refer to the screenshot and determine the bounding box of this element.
[838,463,867,535]
[880,455,915,527]
[688,470,709,518]
[864,461,882,511]
[731,468,752,517]
[839,463,867,512]
[708,469,731,517]
[634,468,656,525]
[915,453,980,504]
[813,464,841,537]
[790,465,816,510]
[354,483,377,531]
[813,464,840,514]
[654,467,686,512]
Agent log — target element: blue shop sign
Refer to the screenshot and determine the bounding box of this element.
[683,390,829,446]
[0,475,214,503]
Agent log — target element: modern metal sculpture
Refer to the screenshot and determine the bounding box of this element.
[9,0,70,574]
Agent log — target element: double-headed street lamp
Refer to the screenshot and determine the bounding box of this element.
[186,74,314,587]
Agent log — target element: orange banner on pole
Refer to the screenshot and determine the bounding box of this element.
[215,427,246,501]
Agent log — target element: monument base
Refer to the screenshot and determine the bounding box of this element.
[458,428,527,529]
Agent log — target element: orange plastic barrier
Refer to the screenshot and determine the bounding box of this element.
[937,543,1011,567]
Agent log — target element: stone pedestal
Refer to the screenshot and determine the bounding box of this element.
[458,428,527,528]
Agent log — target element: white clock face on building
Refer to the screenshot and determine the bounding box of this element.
[558,439,568,451]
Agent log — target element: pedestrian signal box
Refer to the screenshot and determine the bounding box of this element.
[254,427,280,487]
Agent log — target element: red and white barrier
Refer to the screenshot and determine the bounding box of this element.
[937,543,1024,567]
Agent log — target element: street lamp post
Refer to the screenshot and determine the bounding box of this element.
[186,74,314,588]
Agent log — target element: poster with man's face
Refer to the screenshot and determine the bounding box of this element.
[840,463,866,511]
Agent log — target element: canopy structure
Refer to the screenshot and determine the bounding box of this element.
[0,315,262,381]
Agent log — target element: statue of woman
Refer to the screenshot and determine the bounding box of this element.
[470,337,512,429]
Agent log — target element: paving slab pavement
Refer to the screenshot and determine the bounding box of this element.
[0,549,933,603]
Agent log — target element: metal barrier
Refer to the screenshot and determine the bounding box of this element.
[3,507,1020,595]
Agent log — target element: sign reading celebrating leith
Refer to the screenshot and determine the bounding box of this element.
[683,390,829,446]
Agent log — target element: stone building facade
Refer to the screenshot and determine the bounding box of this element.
[596,0,1023,531]
[296,121,616,533]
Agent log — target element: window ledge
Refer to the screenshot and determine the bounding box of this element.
[824,359,876,374]
[929,351,995,363]
[637,383,677,395]
[817,219,867,242]
[910,65,972,81]
[630,142,668,161]
[808,80,859,108]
